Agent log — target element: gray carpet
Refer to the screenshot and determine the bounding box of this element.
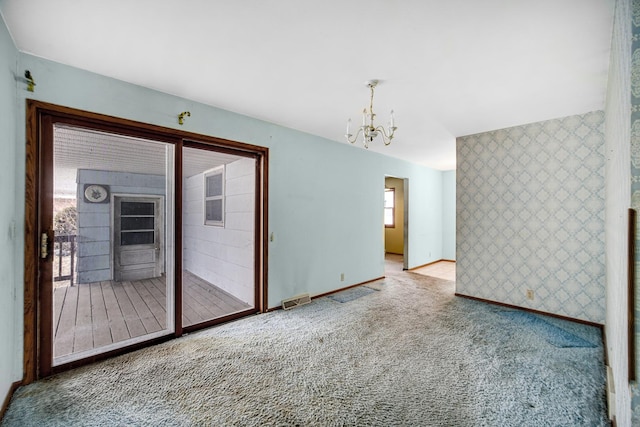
[2,271,609,426]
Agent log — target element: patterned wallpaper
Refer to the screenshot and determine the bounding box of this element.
[456,111,606,323]
[631,0,640,420]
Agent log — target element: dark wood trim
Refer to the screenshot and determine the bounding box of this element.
[50,334,174,375]
[454,293,604,329]
[260,151,269,313]
[256,153,267,313]
[629,208,636,382]
[408,258,456,271]
[37,115,55,378]
[182,307,260,334]
[602,325,609,366]
[312,277,385,300]
[23,101,39,384]
[266,277,386,312]
[25,100,268,155]
[1,381,22,420]
[24,100,270,383]
[174,141,184,338]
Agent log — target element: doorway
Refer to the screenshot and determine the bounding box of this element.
[384,176,408,271]
[113,196,164,282]
[24,101,268,381]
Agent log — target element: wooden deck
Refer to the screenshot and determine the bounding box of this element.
[53,271,251,359]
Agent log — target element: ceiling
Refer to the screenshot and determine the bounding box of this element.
[54,125,242,196]
[1,0,614,170]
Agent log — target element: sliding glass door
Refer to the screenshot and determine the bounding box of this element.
[181,146,256,328]
[44,124,176,370]
[29,101,266,380]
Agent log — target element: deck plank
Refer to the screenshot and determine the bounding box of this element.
[122,280,162,334]
[184,282,228,320]
[187,272,250,311]
[53,272,252,360]
[136,279,167,329]
[73,284,94,353]
[111,282,147,339]
[101,281,130,343]
[53,286,67,337]
[54,285,78,358]
[90,283,112,348]
[147,277,167,309]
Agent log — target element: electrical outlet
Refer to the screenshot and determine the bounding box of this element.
[526,289,534,301]
[340,273,345,282]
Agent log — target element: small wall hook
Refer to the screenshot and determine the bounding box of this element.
[178,111,191,125]
[24,70,36,92]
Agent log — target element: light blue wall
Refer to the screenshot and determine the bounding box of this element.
[5,50,449,382]
[442,170,456,261]
[0,14,17,400]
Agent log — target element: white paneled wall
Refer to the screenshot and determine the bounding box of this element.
[183,158,255,305]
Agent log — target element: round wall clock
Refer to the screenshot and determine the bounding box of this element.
[84,184,109,203]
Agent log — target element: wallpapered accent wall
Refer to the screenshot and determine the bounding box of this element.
[456,111,606,323]
[631,0,640,420]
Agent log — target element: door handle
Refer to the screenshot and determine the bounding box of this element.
[41,232,49,259]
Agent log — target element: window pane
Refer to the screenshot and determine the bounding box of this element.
[121,217,154,231]
[384,208,394,226]
[384,189,395,208]
[121,231,155,246]
[121,201,154,216]
[206,199,223,222]
[206,174,223,197]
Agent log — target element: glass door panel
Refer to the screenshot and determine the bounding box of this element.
[182,146,256,327]
[51,124,175,366]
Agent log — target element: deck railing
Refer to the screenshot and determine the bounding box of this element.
[54,234,76,286]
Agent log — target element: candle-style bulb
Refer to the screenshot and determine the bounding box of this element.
[390,110,395,128]
[346,118,352,135]
[362,108,367,127]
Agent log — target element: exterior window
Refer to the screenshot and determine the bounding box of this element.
[384,188,395,228]
[204,166,225,226]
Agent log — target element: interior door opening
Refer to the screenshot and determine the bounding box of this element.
[384,176,408,272]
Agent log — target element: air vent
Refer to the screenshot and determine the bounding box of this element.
[282,293,311,310]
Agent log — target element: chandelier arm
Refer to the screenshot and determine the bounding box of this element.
[345,126,365,144]
[375,125,395,145]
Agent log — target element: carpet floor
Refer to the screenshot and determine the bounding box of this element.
[2,271,609,426]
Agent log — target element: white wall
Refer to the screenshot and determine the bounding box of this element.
[0,10,18,400]
[183,158,255,305]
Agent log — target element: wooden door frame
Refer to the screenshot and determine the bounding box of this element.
[24,100,269,383]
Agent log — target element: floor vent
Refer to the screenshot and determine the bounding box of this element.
[282,293,311,310]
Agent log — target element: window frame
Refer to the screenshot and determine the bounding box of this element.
[203,165,225,227]
[384,187,395,228]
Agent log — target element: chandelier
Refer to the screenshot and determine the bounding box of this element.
[345,80,397,148]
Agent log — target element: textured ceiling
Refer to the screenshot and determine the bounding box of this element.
[1,0,615,170]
